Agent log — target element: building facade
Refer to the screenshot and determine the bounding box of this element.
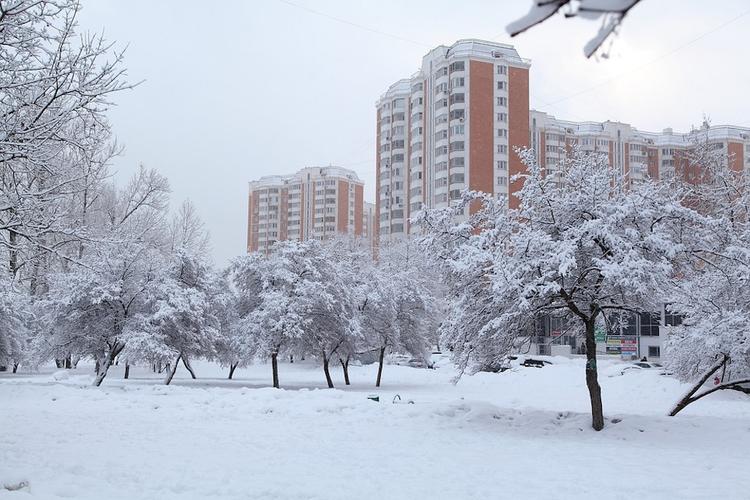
[531,110,750,185]
[376,39,531,244]
[247,166,365,254]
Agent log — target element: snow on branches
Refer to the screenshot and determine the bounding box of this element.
[507,0,641,58]
[417,147,695,430]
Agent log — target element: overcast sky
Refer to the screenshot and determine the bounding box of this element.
[77,0,750,266]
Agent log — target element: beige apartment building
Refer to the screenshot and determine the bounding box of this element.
[247,166,365,254]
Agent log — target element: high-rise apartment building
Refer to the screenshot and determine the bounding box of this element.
[376,39,531,243]
[247,166,365,254]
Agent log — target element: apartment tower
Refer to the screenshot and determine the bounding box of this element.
[376,39,531,243]
[247,166,365,254]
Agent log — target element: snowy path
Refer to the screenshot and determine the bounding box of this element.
[2,358,749,499]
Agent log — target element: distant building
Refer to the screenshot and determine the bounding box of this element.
[530,111,750,186]
[247,166,365,254]
[362,202,376,252]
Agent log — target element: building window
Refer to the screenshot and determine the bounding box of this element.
[639,312,660,336]
[496,112,507,122]
[497,81,506,90]
[497,65,507,75]
[648,346,661,358]
[449,141,465,152]
[497,129,507,138]
[665,309,683,326]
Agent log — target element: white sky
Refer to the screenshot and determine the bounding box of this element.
[77,0,750,266]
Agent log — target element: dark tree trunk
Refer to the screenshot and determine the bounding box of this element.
[94,344,124,387]
[12,363,19,373]
[340,357,350,385]
[271,351,279,388]
[376,346,386,387]
[182,355,197,379]
[124,362,130,379]
[584,319,604,431]
[323,354,334,389]
[289,354,294,363]
[165,354,181,385]
[65,355,72,369]
[55,359,64,369]
[228,362,238,380]
[8,228,18,279]
[670,355,728,417]
[94,359,100,374]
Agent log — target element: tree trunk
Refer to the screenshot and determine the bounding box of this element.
[8,227,18,279]
[271,351,279,388]
[323,354,334,389]
[182,355,197,379]
[55,359,64,369]
[376,346,386,388]
[228,362,238,380]
[12,363,18,373]
[124,362,130,379]
[584,319,604,431]
[289,354,294,363]
[340,357,350,385]
[93,345,123,387]
[670,355,728,416]
[65,356,72,369]
[164,355,182,385]
[94,359,100,375]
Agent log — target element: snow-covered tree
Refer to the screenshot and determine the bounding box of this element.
[240,243,315,388]
[0,0,130,277]
[125,247,220,385]
[0,280,29,372]
[507,0,641,58]
[40,168,170,386]
[361,239,435,387]
[664,138,750,415]
[417,148,695,430]
[223,254,266,379]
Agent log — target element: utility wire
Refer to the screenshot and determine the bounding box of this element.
[273,0,431,48]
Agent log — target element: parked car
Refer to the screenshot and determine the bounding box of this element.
[614,361,665,376]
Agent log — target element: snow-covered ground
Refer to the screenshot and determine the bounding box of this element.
[2,355,749,499]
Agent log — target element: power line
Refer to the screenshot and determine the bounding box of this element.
[272,0,431,48]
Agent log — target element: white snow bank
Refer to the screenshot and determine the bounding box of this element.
[1,357,748,499]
